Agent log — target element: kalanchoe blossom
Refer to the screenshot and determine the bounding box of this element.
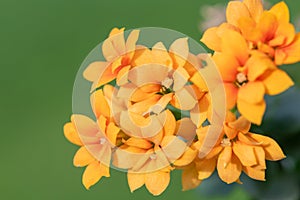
[179,113,286,190]
[63,114,119,189]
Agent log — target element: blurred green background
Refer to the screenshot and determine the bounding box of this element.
[1,0,300,199]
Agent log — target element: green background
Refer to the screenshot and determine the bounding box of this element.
[1,0,299,199]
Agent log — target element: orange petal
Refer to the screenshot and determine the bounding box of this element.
[238,81,265,104]
[217,153,242,184]
[90,89,110,119]
[221,30,249,65]
[123,137,153,150]
[116,65,131,86]
[257,12,278,43]
[212,53,239,82]
[169,38,189,68]
[237,99,266,125]
[204,146,223,160]
[269,1,290,24]
[83,61,109,83]
[253,146,266,170]
[172,67,190,91]
[82,161,110,190]
[224,83,238,109]
[92,64,117,90]
[125,30,140,57]
[174,87,198,111]
[223,123,238,140]
[145,171,170,196]
[196,157,217,180]
[127,172,145,193]
[274,22,295,47]
[201,26,222,52]
[109,27,125,37]
[128,94,161,115]
[243,166,265,181]
[226,1,251,27]
[263,69,294,96]
[102,38,119,62]
[243,0,263,22]
[151,42,173,68]
[248,133,286,161]
[128,64,170,87]
[161,135,187,162]
[173,147,197,167]
[276,33,300,65]
[190,94,210,127]
[238,16,262,42]
[175,118,197,143]
[163,109,176,136]
[71,115,98,138]
[182,164,202,191]
[228,116,251,134]
[63,122,83,146]
[73,146,95,167]
[232,142,257,167]
[246,52,276,81]
[106,122,120,146]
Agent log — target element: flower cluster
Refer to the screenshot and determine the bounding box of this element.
[201,0,299,125]
[63,0,298,196]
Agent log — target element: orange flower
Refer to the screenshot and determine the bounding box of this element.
[63,114,120,189]
[212,30,293,124]
[188,113,286,185]
[201,0,300,65]
[109,108,198,195]
[83,28,140,91]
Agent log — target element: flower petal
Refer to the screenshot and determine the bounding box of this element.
[71,115,98,138]
[237,99,266,125]
[128,64,170,87]
[246,52,276,81]
[127,172,145,193]
[161,135,187,162]
[123,137,153,150]
[224,83,238,109]
[212,53,239,82]
[182,164,202,191]
[228,116,251,134]
[269,1,290,24]
[175,118,197,144]
[276,33,300,65]
[82,161,110,190]
[217,153,242,184]
[196,157,217,180]
[243,0,263,22]
[226,1,251,27]
[253,146,266,170]
[172,67,190,91]
[221,30,249,65]
[200,27,222,52]
[238,81,265,104]
[145,171,170,196]
[83,61,109,83]
[63,122,83,146]
[169,38,189,68]
[90,89,110,119]
[174,87,198,110]
[125,30,140,56]
[163,110,176,136]
[248,133,286,161]
[233,142,257,167]
[73,146,95,167]
[262,69,294,96]
[243,166,265,181]
[173,147,197,167]
[257,12,278,43]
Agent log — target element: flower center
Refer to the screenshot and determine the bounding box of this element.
[100,137,106,144]
[221,138,231,147]
[235,72,248,87]
[150,153,157,160]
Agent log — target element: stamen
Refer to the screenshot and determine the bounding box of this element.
[161,77,173,89]
[100,137,106,144]
[150,154,157,160]
[221,138,231,147]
